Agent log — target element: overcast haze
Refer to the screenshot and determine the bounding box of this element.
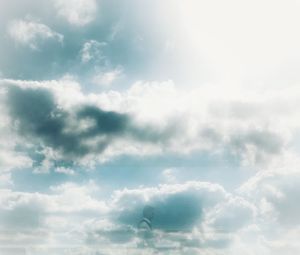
[1,0,300,254]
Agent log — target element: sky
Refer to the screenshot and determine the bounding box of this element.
[1,0,300,254]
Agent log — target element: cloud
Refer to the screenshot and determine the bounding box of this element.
[1,1,300,254]
[49,181,108,213]
[2,80,179,170]
[0,181,108,252]
[228,129,284,166]
[79,181,257,252]
[0,181,107,224]
[0,77,294,173]
[79,40,124,88]
[92,67,123,87]
[0,179,285,254]
[85,220,136,245]
[5,84,124,159]
[0,150,32,173]
[0,196,45,231]
[80,40,106,64]
[240,162,300,227]
[111,181,228,232]
[54,166,75,175]
[205,196,256,232]
[53,0,98,26]
[162,168,177,183]
[7,19,63,50]
[0,88,32,185]
[229,153,300,254]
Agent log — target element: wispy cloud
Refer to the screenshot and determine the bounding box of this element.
[8,18,63,50]
[53,0,98,26]
[92,67,123,87]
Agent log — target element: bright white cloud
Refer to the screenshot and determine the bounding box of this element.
[54,0,98,26]
[8,19,63,50]
[0,150,32,173]
[49,181,108,213]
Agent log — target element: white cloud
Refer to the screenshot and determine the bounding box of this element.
[0,181,108,249]
[80,40,106,64]
[54,166,75,175]
[229,153,300,254]
[0,150,32,173]
[8,19,63,50]
[92,67,123,87]
[240,163,300,227]
[0,177,297,254]
[205,196,256,233]
[49,181,108,213]
[54,0,98,26]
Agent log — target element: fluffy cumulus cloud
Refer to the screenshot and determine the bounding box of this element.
[0,185,108,255]
[7,18,63,50]
[112,182,227,231]
[0,180,257,254]
[78,181,258,254]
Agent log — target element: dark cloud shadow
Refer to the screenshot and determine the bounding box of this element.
[5,85,178,163]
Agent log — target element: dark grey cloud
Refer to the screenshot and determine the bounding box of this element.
[228,129,284,164]
[231,130,283,154]
[5,85,177,163]
[152,193,203,231]
[77,105,129,136]
[7,85,90,157]
[117,192,203,232]
[88,187,232,249]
